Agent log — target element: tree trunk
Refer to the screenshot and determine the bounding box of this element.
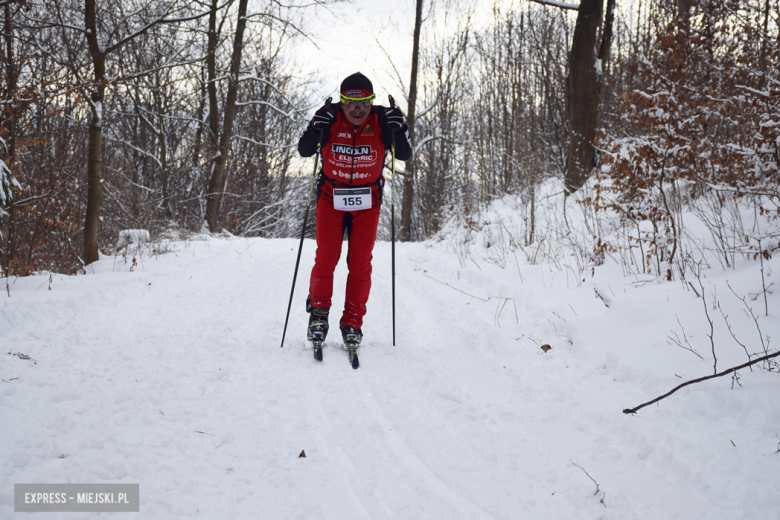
[760,0,770,72]
[201,0,220,230]
[192,67,207,168]
[206,0,219,154]
[3,2,17,166]
[84,0,106,265]
[399,0,424,242]
[564,0,614,194]
[205,0,248,232]
[1,2,17,277]
[154,76,171,222]
[184,65,208,230]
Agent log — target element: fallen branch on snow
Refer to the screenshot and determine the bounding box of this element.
[570,460,606,507]
[623,350,780,414]
[421,272,488,302]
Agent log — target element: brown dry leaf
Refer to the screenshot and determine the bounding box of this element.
[299,450,306,458]
[541,344,552,353]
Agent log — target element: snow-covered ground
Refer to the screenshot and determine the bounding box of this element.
[2,201,779,519]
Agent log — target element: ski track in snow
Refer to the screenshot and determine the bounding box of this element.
[1,236,779,519]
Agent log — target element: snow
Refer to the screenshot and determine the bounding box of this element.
[1,195,779,519]
[93,101,102,126]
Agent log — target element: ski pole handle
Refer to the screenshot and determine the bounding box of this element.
[389,95,399,149]
[317,96,332,148]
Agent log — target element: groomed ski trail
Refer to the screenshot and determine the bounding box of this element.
[2,236,778,519]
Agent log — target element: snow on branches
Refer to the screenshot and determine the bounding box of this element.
[591,0,780,279]
[0,136,20,216]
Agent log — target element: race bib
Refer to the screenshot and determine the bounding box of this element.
[333,187,372,211]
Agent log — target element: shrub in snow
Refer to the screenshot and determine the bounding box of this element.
[593,0,780,280]
[116,229,150,251]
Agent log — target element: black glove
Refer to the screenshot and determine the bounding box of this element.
[310,102,336,133]
[385,106,405,132]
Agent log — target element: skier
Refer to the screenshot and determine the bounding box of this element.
[298,72,412,362]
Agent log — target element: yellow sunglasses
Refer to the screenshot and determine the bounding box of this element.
[340,93,376,108]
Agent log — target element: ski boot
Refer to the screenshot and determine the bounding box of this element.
[340,325,362,369]
[307,308,329,361]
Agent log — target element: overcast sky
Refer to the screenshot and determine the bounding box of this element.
[290,0,586,109]
[295,0,426,108]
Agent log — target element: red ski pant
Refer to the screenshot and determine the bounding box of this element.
[308,198,380,330]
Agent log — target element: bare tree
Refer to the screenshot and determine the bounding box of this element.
[0,0,327,275]
[415,8,472,236]
[204,0,249,232]
[30,0,214,265]
[221,20,309,237]
[399,0,425,242]
[530,0,615,195]
[201,0,315,233]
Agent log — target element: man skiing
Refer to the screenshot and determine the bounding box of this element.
[298,72,412,364]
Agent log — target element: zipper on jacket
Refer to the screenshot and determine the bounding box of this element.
[350,125,357,185]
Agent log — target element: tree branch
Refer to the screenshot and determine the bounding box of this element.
[529,0,579,11]
[105,2,230,55]
[623,350,780,414]
[232,135,296,149]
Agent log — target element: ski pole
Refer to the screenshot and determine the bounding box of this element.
[388,95,398,347]
[280,98,331,349]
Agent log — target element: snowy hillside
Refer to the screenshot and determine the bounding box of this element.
[2,195,779,519]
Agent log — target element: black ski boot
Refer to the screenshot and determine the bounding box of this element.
[340,325,362,369]
[308,308,329,361]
